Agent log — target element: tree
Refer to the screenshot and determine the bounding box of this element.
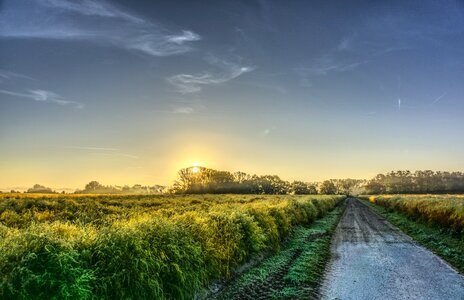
[233,171,251,183]
[319,180,337,194]
[172,167,203,192]
[291,181,318,194]
[26,184,55,194]
[85,181,104,192]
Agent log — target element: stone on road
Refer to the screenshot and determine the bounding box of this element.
[321,198,464,300]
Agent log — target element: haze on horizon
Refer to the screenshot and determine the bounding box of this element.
[1,0,464,189]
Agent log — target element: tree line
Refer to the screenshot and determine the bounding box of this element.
[74,181,165,194]
[365,170,464,194]
[170,167,464,195]
[12,169,464,195]
[168,166,364,195]
[12,182,165,194]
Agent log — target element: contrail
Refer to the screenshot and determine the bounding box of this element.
[431,91,447,105]
[398,98,401,110]
[66,146,120,151]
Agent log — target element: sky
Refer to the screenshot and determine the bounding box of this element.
[1,0,464,190]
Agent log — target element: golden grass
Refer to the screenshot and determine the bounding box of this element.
[0,194,344,299]
[366,195,464,233]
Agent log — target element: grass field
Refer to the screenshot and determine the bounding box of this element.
[361,195,464,272]
[0,193,344,299]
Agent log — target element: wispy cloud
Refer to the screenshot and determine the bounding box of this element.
[0,69,35,82]
[127,30,200,56]
[153,106,197,114]
[431,91,447,105]
[167,57,255,93]
[40,0,145,23]
[0,0,200,57]
[298,56,369,77]
[66,146,120,151]
[337,36,354,51]
[296,44,406,87]
[67,146,138,159]
[152,98,205,115]
[90,152,138,159]
[172,106,195,114]
[0,89,84,108]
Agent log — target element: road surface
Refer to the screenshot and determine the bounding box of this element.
[320,198,464,300]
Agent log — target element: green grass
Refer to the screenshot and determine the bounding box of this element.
[361,198,464,273]
[0,194,344,299]
[213,202,345,299]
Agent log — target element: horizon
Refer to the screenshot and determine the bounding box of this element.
[1,0,464,189]
[2,167,463,193]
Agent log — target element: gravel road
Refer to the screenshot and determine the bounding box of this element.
[320,198,464,300]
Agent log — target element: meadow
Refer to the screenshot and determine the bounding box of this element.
[0,193,344,299]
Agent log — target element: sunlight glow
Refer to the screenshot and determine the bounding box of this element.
[192,166,200,173]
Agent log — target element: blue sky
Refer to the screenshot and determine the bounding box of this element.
[1,0,464,189]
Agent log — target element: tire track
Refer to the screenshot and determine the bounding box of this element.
[210,205,345,300]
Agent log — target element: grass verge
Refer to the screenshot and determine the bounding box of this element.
[361,199,464,273]
[210,201,346,299]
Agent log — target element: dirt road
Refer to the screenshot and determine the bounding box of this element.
[320,198,464,300]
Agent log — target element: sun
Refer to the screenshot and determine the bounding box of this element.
[192,166,200,173]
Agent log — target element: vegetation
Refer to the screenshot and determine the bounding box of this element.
[169,166,362,195]
[365,195,464,233]
[0,193,344,299]
[361,195,464,272]
[365,171,464,194]
[26,184,58,194]
[75,181,165,194]
[15,169,464,197]
[213,203,345,299]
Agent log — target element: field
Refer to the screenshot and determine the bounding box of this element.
[0,193,344,299]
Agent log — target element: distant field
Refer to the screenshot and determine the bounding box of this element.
[0,193,343,299]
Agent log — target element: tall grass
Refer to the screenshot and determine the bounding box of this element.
[0,194,343,299]
[366,195,464,234]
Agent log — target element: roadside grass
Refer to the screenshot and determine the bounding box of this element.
[0,194,344,299]
[363,195,464,234]
[360,197,464,273]
[212,202,346,300]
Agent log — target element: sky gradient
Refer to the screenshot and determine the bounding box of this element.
[1,0,464,190]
